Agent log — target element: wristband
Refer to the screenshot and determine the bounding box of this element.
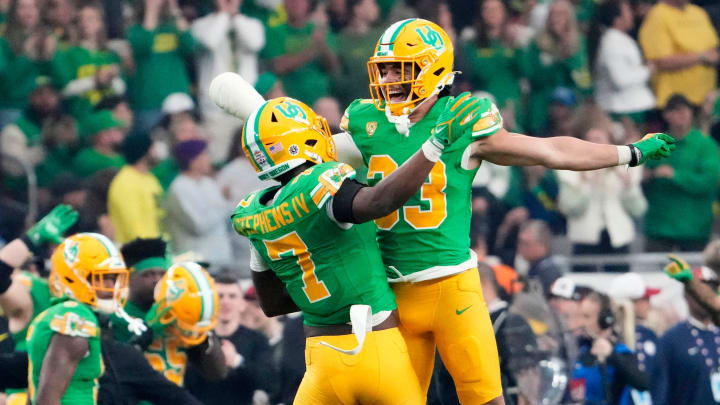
[626,144,641,167]
[616,145,631,166]
[422,138,443,162]
[20,234,43,257]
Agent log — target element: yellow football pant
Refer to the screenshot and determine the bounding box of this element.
[294,327,424,405]
[392,269,503,404]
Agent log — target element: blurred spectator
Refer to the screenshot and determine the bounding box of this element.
[71,110,126,178]
[0,0,56,128]
[35,114,80,188]
[0,78,60,191]
[263,0,338,106]
[515,220,562,296]
[609,273,660,378]
[313,96,342,132]
[191,0,265,163]
[152,92,204,190]
[127,0,196,135]
[557,111,646,272]
[216,128,270,276]
[81,167,118,237]
[522,0,591,135]
[588,0,655,124]
[549,276,587,335]
[571,292,649,405]
[651,267,720,405]
[51,3,125,119]
[95,95,134,131]
[333,0,382,107]
[638,0,719,108]
[44,0,77,46]
[185,273,273,405]
[643,94,720,252]
[107,133,163,244]
[253,71,286,99]
[537,87,577,138]
[165,139,233,267]
[460,0,523,114]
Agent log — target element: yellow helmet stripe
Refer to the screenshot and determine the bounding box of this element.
[377,18,415,56]
[81,232,119,257]
[243,102,274,171]
[183,262,215,326]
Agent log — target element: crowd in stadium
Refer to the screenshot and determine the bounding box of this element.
[0,0,719,404]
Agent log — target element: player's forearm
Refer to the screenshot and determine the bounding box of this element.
[0,239,32,270]
[686,278,720,313]
[352,151,435,223]
[543,136,620,170]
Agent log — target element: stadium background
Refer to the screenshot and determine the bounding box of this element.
[0,0,719,403]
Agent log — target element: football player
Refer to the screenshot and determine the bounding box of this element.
[232,95,477,404]
[27,232,129,405]
[334,18,676,404]
[110,239,226,388]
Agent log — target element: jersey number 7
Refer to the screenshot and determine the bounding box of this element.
[264,232,331,303]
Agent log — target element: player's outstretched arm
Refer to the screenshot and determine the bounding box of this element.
[0,205,79,334]
[337,93,484,224]
[35,334,88,405]
[472,129,675,171]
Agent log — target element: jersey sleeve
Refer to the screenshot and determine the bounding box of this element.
[47,301,99,339]
[309,162,357,210]
[471,98,503,139]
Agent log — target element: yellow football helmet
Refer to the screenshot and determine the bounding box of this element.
[49,233,129,314]
[153,262,219,347]
[368,18,455,116]
[242,97,337,181]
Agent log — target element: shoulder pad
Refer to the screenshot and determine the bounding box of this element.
[48,302,99,338]
[471,98,503,139]
[341,99,377,134]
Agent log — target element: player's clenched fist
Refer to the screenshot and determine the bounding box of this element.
[629,133,676,167]
[664,254,693,282]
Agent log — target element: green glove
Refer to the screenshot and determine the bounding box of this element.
[145,299,173,336]
[26,204,79,247]
[664,254,693,282]
[430,92,483,149]
[630,133,676,166]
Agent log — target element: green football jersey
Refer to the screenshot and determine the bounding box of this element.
[110,301,189,388]
[12,272,53,352]
[341,96,503,281]
[232,161,397,327]
[26,299,102,405]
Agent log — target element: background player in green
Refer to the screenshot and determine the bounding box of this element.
[335,18,676,405]
[27,232,129,405]
[232,95,479,404]
[109,237,226,390]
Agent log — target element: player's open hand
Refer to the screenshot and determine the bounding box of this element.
[431,92,483,149]
[664,254,693,283]
[631,133,676,166]
[26,204,79,247]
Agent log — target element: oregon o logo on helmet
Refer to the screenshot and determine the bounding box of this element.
[276,101,309,124]
[416,26,444,52]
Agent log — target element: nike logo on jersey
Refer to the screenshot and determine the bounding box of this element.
[456,305,472,315]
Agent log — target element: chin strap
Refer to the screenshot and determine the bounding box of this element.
[384,72,456,137]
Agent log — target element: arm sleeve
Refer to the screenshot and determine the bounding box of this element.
[607,351,650,391]
[332,132,366,169]
[191,13,230,51]
[249,243,271,273]
[330,179,366,224]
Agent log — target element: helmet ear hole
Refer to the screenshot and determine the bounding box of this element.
[433,67,445,76]
[305,139,317,147]
[271,113,278,123]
